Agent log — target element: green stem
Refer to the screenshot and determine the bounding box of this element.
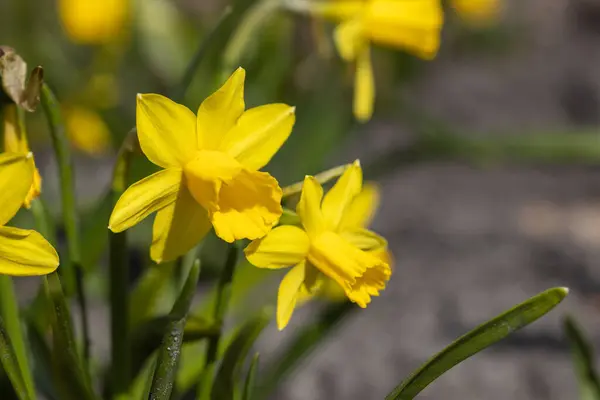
[29,199,56,245]
[0,316,31,400]
[40,84,91,368]
[109,130,137,398]
[149,260,201,400]
[168,6,233,101]
[0,277,35,399]
[196,244,239,400]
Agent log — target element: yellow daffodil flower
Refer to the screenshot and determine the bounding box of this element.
[3,105,42,208]
[452,0,500,25]
[245,161,392,330]
[0,152,59,275]
[109,67,295,263]
[301,182,394,303]
[64,106,112,156]
[58,0,129,44]
[310,0,443,121]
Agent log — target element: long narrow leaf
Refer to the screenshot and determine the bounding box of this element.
[148,260,201,400]
[564,316,600,400]
[0,317,31,400]
[242,353,260,400]
[211,311,270,400]
[385,287,568,400]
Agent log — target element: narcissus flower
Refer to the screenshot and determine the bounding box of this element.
[245,161,392,330]
[452,0,500,25]
[0,152,59,275]
[3,105,42,208]
[64,106,112,156]
[109,68,295,263]
[309,0,443,121]
[58,0,130,44]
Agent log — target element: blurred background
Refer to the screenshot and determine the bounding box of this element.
[1,0,600,399]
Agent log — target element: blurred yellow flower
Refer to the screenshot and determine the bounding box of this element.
[3,105,42,208]
[452,0,500,25]
[58,0,130,44]
[245,161,392,330]
[64,106,112,156]
[0,152,59,275]
[310,0,443,121]
[109,68,296,263]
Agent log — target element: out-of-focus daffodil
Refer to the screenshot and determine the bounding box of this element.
[109,67,295,263]
[58,0,130,44]
[64,106,112,156]
[452,0,500,25]
[309,0,444,121]
[245,161,392,330]
[3,105,42,208]
[0,152,59,275]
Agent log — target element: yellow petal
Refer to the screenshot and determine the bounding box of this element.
[210,169,283,242]
[339,228,386,251]
[339,183,380,230]
[365,0,443,59]
[183,150,243,212]
[109,168,183,232]
[353,46,375,122]
[322,160,362,230]
[308,231,390,307]
[3,105,28,153]
[245,225,309,269]
[0,152,33,226]
[296,176,325,237]
[58,0,129,44]
[197,67,246,150]
[0,226,58,276]
[136,93,197,168]
[334,19,366,61]
[151,186,211,263]
[219,104,296,170]
[309,1,364,22]
[277,261,306,330]
[23,165,42,209]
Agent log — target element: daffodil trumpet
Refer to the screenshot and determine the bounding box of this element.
[109,67,296,263]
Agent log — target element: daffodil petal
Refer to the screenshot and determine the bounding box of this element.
[339,228,387,252]
[0,152,33,226]
[151,186,211,263]
[322,160,362,230]
[197,67,246,150]
[339,183,380,230]
[136,93,197,168]
[353,46,375,122]
[245,225,309,269]
[334,18,365,61]
[220,104,296,170]
[365,0,443,60]
[0,226,59,276]
[109,168,183,232]
[296,176,325,236]
[277,261,306,330]
[210,169,282,242]
[23,164,42,209]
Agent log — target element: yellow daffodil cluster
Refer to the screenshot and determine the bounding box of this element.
[109,68,392,329]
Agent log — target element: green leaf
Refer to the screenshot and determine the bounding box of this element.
[43,273,97,400]
[242,353,260,400]
[385,287,569,400]
[211,311,270,400]
[564,316,600,400]
[0,277,34,399]
[148,260,201,400]
[0,316,32,400]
